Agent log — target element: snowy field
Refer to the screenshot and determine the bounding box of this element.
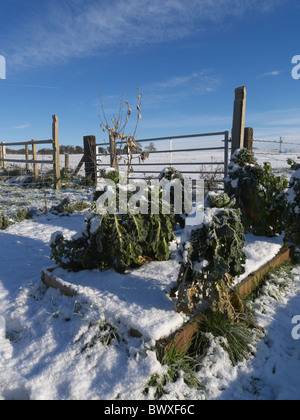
[0,210,299,400]
[0,147,300,400]
[4,144,300,180]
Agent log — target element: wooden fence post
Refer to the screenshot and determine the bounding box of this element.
[109,132,119,170]
[31,139,38,180]
[0,143,3,170]
[244,127,253,152]
[65,153,69,171]
[83,135,97,184]
[231,86,246,155]
[25,144,29,171]
[1,143,7,170]
[52,115,61,190]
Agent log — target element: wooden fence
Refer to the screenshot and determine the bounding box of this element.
[0,115,61,190]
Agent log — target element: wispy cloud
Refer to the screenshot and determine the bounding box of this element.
[142,70,222,105]
[258,70,281,78]
[11,123,31,130]
[141,113,231,132]
[5,83,58,89]
[246,107,300,142]
[148,71,217,90]
[3,0,283,69]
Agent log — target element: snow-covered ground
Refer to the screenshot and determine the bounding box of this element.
[1,148,300,400]
[4,146,299,179]
[0,204,299,400]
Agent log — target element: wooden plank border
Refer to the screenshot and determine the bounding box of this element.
[235,245,292,297]
[155,245,292,358]
[41,267,78,298]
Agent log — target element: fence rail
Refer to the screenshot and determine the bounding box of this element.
[1,139,53,147]
[96,131,229,146]
[94,131,230,183]
[0,116,61,190]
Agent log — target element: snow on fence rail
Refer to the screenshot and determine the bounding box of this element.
[0,115,61,190]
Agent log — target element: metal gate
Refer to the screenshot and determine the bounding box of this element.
[96,131,229,179]
[96,131,230,187]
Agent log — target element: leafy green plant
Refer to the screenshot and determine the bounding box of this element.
[74,319,119,353]
[0,213,13,230]
[225,149,288,237]
[144,341,203,399]
[52,197,90,214]
[50,166,178,274]
[175,193,246,316]
[283,168,300,256]
[13,208,34,222]
[204,191,235,209]
[158,167,190,228]
[194,311,255,366]
[50,208,175,274]
[287,158,300,172]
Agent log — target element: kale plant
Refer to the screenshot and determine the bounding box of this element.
[283,168,300,256]
[50,169,176,274]
[225,149,288,237]
[174,193,246,317]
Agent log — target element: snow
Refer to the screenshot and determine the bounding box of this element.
[235,234,284,285]
[1,148,300,400]
[50,260,185,342]
[1,201,298,400]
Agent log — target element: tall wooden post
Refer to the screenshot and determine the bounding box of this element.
[109,131,119,170]
[83,135,97,184]
[25,144,29,171]
[52,115,61,190]
[231,86,246,155]
[1,143,7,170]
[31,139,38,180]
[0,143,3,170]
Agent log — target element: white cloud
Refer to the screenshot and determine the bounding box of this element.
[258,70,281,78]
[11,123,31,130]
[141,113,231,131]
[246,107,300,142]
[3,0,283,69]
[142,70,222,105]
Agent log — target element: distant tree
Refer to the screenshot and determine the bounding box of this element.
[75,146,83,154]
[38,148,52,155]
[145,143,157,153]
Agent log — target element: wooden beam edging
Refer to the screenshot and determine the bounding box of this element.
[41,267,78,298]
[155,245,292,359]
[234,245,292,298]
[155,314,203,361]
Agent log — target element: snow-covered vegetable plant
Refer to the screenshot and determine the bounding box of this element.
[0,213,13,230]
[174,193,246,317]
[284,167,300,256]
[51,210,175,274]
[158,167,191,228]
[225,149,288,237]
[50,169,176,274]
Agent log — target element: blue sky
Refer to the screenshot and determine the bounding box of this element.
[1,0,300,148]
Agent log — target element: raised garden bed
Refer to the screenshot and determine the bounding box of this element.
[156,245,292,357]
[41,237,291,354]
[41,259,185,342]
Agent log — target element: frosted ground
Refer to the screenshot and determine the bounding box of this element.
[0,148,300,400]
